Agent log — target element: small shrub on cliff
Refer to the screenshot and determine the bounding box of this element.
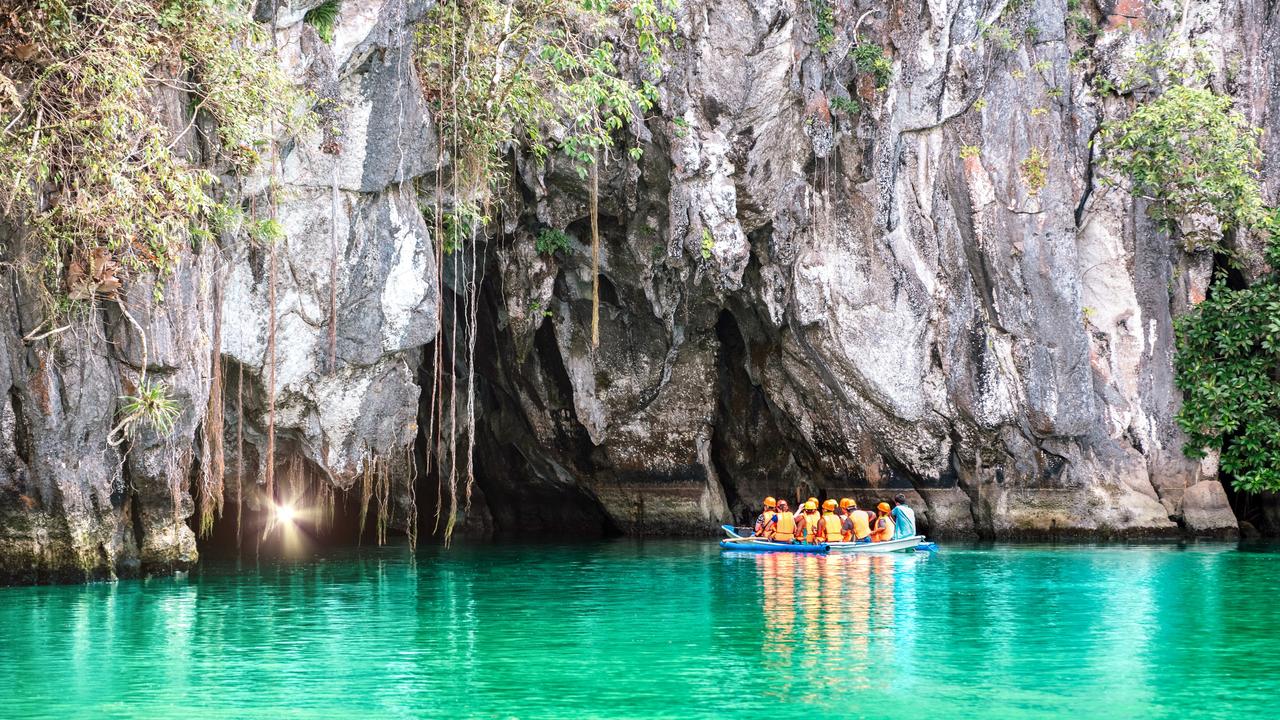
[1019,147,1048,195]
[852,41,892,90]
[1098,85,1266,250]
[535,228,572,256]
[304,0,342,43]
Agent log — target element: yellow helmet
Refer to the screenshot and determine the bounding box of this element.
[839,498,855,510]
[763,496,776,509]
[822,499,837,511]
[807,496,819,506]
[805,500,818,511]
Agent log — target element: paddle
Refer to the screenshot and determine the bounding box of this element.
[721,524,743,538]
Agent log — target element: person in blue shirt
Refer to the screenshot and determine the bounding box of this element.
[891,493,917,539]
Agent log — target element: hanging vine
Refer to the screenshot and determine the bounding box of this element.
[414,0,676,541]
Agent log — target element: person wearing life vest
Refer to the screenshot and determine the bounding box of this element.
[871,501,896,542]
[799,500,822,544]
[764,499,799,542]
[838,498,856,541]
[816,499,845,544]
[753,497,777,536]
[847,500,873,543]
[891,493,917,540]
[793,496,819,525]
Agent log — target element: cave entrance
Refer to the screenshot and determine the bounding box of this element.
[195,441,380,560]
[409,243,619,541]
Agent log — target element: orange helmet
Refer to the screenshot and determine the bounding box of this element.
[763,496,777,509]
[839,498,855,510]
[822,499,837,511]
[877,502,891,513]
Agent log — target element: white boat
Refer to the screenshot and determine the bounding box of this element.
[826,535,928,553]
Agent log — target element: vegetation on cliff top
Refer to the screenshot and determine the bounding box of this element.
[0,0,298,308]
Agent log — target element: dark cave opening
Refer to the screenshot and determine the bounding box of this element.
[408,248,620,541]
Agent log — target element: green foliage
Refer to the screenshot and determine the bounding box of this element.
[0,0,301,309]
[535,228,572,256]
[852,41,892,90]
[959,145,981,159]
[1020,147,1048,195]
[426,204,485,256]
[117,379,182,439]
[304,0,341,43]
[812,0,836,53]
[1067,12,1097,38]
[1175,266,1280,492]
[529,299,554,318]
[1032,59,1051,74]
[673,116,690,137]
[1098,86,1267,247]
[981,23,1018,52]
[250,218,286,245]
[700,228,714,260]
[829,96,860,117]
[417,0,676,200]
[972,97,988,111]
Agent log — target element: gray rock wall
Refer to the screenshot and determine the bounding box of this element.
[2,0,1271,581]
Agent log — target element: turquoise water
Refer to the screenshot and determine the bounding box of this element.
[2,541,1278,719]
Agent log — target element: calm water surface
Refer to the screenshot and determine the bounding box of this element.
[2,540,1278,719]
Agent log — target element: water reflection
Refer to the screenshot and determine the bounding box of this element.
[755,552,925,702]
[3,542,1280,719]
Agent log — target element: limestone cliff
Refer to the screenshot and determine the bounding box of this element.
[2,0,1271,582]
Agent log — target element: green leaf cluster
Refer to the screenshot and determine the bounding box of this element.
[304,0,342,44]
[117,379,182,438]
[811,0,835,54]
[416,0,676,206]
[535,228,572,256]
[1175,255,1280,492]
[1098,86,1267,250]
[1019,146,1048,195]
[852,41,892,90]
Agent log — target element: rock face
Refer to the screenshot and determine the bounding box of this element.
[4,0,1272,581]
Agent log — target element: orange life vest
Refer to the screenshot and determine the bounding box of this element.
[872,515,896,542]
[803,511,821,543]
[820,512,843,542]
[850,510,871,540]
[771,512,796,542]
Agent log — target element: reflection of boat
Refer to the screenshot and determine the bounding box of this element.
[827,535,926,553]
[720,538,831,553]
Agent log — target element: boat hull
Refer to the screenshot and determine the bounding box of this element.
[719,539,830,554]
[827,535,927,553]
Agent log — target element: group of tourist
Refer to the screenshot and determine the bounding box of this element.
[752,494,917,544]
